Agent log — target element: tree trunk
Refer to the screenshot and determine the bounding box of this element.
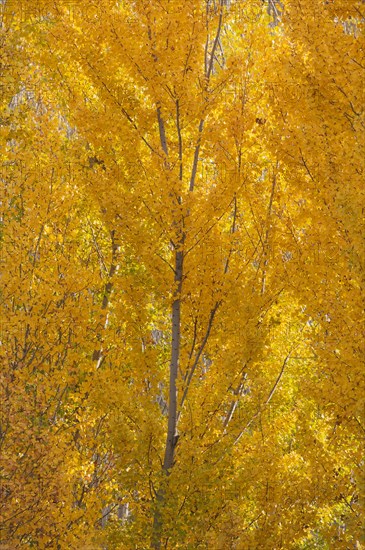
[151,248,183,549]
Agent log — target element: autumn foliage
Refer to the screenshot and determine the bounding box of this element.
[0,0,364,548]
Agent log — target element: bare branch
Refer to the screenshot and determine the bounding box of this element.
[157,104,168,156]
[176,99,183,181]
[178,301,220,419]
[233,349,294,446]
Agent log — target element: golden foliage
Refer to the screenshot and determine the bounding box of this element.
[1,1,364,548]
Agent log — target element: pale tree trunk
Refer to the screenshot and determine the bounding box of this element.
[151,248,183,549]
[163,249,183,472]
